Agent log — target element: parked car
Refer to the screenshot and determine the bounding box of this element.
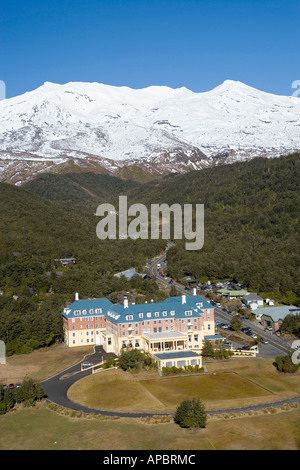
[9,384,15,390]
[260,337,269,344]
[82,362,93,368]
[264,326,273,331]
[242,327,252,333]
[249,333,258,338]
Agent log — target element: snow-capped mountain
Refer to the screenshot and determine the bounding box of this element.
[0,79,300,184]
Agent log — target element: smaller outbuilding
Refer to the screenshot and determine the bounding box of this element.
[243,293,264,310]
[252,305,300,331]
[114,267,150,281]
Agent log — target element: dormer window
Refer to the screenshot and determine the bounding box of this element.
[126,315,133,321]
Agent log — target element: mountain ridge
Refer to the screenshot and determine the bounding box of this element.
[1,79,300,184]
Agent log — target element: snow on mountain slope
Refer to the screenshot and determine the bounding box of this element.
[0,80,300,184]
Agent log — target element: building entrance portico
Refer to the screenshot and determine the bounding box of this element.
[142,330,188,354]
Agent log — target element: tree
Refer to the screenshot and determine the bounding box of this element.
[174,398,207,429]
[281,314,300,337]
[169,285,178,296]
[274,354,300,374]
[118,348,156,371]
[230,315,243,332]
[201,340,214,358]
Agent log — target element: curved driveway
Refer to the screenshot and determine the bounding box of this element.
[41,347,300,419]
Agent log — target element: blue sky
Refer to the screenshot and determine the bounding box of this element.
[1,0,300,98]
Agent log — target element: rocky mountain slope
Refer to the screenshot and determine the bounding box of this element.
[0,80,300,184]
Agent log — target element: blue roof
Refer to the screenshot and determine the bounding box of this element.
[153,351,200,360]
[204,335,224,341]
[62,298,113,319]
[62,294,213,323]
[106,294,211,323]
[163,294,212,310]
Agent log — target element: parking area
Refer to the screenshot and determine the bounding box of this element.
[214,315,291,359]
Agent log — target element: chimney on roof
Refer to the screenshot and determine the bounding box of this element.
[193,288,197,296]
[124,297,128,309]
[182,294,186,304]
[75,293,79,301]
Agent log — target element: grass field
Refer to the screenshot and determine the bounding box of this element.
[0,402,299,450]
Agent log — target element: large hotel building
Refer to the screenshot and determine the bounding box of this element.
[62,290,218,369]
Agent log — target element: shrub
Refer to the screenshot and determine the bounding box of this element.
[118,348,157,371]
[174,398,207,429]
[274,354,300,373]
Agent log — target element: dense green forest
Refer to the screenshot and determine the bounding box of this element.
[0,152,299,354]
